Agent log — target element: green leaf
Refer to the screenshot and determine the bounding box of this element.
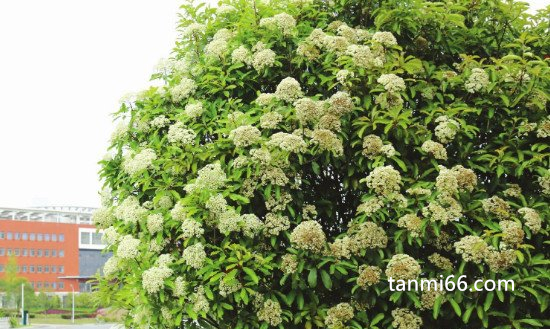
[484,291,494,311]
[243,267,259,284]
[308,268,318,288]
[371,313,384,326]
[320,270,332,290]
[449,298,462,316]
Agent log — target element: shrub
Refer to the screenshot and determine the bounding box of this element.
[97,0,549,328]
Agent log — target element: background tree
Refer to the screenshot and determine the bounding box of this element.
[96,0,549,328]
[0,257,33,310]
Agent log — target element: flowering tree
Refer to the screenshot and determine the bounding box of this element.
[95,0,549,328]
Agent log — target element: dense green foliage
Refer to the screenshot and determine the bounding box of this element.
[96,0,549,328]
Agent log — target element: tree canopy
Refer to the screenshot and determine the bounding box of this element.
[96,0,549,328]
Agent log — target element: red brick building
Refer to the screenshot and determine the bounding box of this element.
[0,207,109,295]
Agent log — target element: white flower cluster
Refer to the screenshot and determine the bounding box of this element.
[181,23,206,38]
[173,276,187,297]
[231,45,251,65]
[325,303,354,329]
[150,115,170,129]
[205,37,229,59]
[252,48,277,71]
[518,207,542,233]
[255,93,276,106]
[171,78,197,103]
[216,4,236,15]
[365,165,402,198]
[346,45,383,68]
[257,299,283,326]
[193,286,210,314]
[329,91,354,115]
[146,213,164,234]
[267,132,307,153]
[434,116,460,144]
[182,242,207,269]
[114,196,148,225]
[142,264,173,294]
[167,122,196,145]
[290,220,326,252]
[397,214,423,237]
[122,148,157,176]
[259,13,296,36]
[294,98,325,125]
[310,129,344,156]
[336,69,354,85]
[357,265,381,288]
[391,308,423,329]
[537,116,550,138]
[275,77,304,102]
[92,207,114,228]
[264,213,290,236]
[465,68,489,93]
[377,74,406,93]
[184,102,204,119]
[454,235,488,263]
[260,111,283,129]
[385,254,421,280]
[102,256,119,277]
[102,226,120,245]
[482,196,511,219]
[280,254,298,274]
[185,163,227,193]
[421,140,447,160]
[229,125,262,148]
[372,31,398,46]
[181,218,204,239]
[117,235,140,259]
[362,134,395,159]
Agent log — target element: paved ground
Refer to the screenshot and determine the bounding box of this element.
[31,324,120,329]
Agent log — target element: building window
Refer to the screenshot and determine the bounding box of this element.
[7,249,12,256]
[37,234,43,241]
[52,234,57,242]
[44,250,50,257]
[37,266,43,273]
[15,233,20,240]
[30,266,35,273]
[22,266,27,273]
[51,249,57,257]
[59,266,64,273]
[44,234,50,242]
[37,249,43,257]
[59,282,64,289]
[51,266,56,273]
[22,233,28,241]
[0,265,3,272]
[30,233,36,241]
[0,248,4,256]
[44,266,49,273]
[7,232,13,240]
[36,282,42,289]
[80,231,91,244]
[30,249,35,257]
[59,250,65,257]
[59,234,65,242]
[14,249,20,256]
[52,282,57,289]
[92,232,103,245]
[0,232,4,239]
[22,249,28,257]
[44,282,50,288]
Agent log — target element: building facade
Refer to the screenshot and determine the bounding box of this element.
[0,206,109,295]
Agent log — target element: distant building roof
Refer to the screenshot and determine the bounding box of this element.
[0,206,96,224]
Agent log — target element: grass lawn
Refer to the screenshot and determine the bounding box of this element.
[30,315,98,325]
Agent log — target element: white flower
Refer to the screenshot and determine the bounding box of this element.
[275,77,303,102]
[372,31,398,46]
[102,256,118,277]
[205,38,229,59]
[142,265,173,294]
[114,196,147,224]
[229,125,262,148]
[185,163,227,193]
[182,243,207,269]
[167,122,197,145]
[171,78,197,102]
[259,13,296,36]
[184,102,204,119]
[216,4,236,15]
[267,132,307,153]
[465,68,489,93]
[252,48,277,71]
[147,213,164,234]
[181,219,204,239]
[231,46,251,65]
[122,149,157,175]
[150,115,170,128]
[377,74,406,93]
[181,23,206,38]
[117,235,140,259]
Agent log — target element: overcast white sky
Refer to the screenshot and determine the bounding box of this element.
[0,0,547,209]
